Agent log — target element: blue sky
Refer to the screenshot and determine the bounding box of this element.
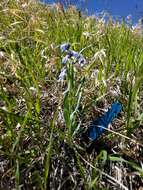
[41,0,143,23]
[86,0,143,21]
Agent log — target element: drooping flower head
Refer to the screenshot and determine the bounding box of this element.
[60,43,70,52]
[78,56,87,67]
[69,50,79,59]
[62,55,70,64]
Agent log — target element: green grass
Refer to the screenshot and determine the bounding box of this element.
[0,0,143,189]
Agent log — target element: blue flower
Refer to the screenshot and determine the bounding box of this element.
[62,55,70,64]
[69,50,79,59]
[78,56,87,67]
[85,102,122,141]
[60,43,87,67]
[58,67,67,81]
[62,51,79,64]
[60,43,70,52]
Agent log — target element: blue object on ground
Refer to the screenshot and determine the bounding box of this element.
[86,101,122,141]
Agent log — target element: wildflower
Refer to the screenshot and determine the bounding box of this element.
[60,42,87,66]
[58,67,67,81]
[62,55,70,64]
[69,50,79,59]
[59,43,88,81]
[60,43,70,52]
[78,56,87,67]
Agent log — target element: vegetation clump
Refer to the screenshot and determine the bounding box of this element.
[0,0,143,189]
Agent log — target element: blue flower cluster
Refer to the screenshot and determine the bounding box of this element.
[60,43,87,67]
[84,101,122,142]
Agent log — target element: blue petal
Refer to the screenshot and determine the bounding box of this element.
[62,55,70,64]
[78,56,87,67]
[60,43,70,52]
[69,50,79,59]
